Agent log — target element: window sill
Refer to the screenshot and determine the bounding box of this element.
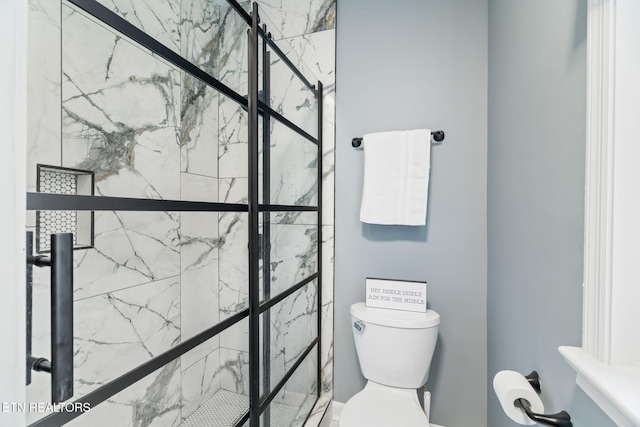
[559,346,640,427]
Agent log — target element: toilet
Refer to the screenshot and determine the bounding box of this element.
[340,302,441,427]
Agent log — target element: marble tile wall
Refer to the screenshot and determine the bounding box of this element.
[26,0,61,197]
[268,122,319,207]
[258,0,336,39]
[61,5,182,201]
[26,0,335,425]
[67,360,183,427]
[267,279,318,390]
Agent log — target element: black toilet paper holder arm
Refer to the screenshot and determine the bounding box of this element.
[516,371,573,427]
[524,371,542,394]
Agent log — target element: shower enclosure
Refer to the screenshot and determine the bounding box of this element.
[25,0,323,425]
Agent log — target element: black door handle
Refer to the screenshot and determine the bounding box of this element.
[27,232,74,403]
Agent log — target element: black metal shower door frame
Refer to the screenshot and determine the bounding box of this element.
[246,2,323,424]
[26,1,323,426]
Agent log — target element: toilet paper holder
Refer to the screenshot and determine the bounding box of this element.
[518,371,573,427]
[524,371,541,394]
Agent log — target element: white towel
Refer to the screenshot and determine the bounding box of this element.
[359,129,431,226]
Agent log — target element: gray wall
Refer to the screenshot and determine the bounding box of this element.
[334,1,488,426]
[487,1,616,426]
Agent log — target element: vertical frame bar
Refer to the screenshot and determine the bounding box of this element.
[316,81,324,399]
[248,2,261,426]
[261,36,272,427]
[50,233,74,403]
[26,231,33,386]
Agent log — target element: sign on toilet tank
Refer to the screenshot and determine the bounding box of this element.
[365,278,427,313]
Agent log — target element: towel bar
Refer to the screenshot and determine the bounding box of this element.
[352,130,445,148]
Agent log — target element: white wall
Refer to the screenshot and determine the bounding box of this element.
[0,0,27,425]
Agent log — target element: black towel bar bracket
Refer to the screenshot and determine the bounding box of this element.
[352,130,445,148]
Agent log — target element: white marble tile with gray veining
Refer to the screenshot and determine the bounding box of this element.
[219,318,249,356]
[181,0,219,74]
[269,121,319,207]
[61,6,181,201]
[290,391,320,427]
[321,225,334,394]
[263,37,322,197]
[321,92,336,225]
[67,360,182,427]
[218,95,249,179]
[183,1,247,94]
[320,307,334,392]
[269,51,319,138]
[179,178,219,370]
[270,222,318,296]
[219,348,250,396]
[258,0,336,40]
[268,280,318,389]
[71,210,180,300]
[180,210,220,369]
[73,277,181,399]
[284,31,336,225]
[217,179,249,323]
[215,4,250,180]
[180,211,218,277]
[181,173,219,202]
[181,349,222,421]
[285,30,336,88]
[269,209,318,231]
[220,178,248,205]
[218,211,249,319]
[270,352,317,419]
[180,0,222,178]
[303,394,333,427]
[27,0,62,196]
[180,75,220,178]
[96,0,181,52]
[217,4,249,96]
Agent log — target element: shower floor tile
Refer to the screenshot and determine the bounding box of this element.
[179,389,303,427]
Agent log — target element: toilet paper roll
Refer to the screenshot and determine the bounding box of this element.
[493,370,544,425]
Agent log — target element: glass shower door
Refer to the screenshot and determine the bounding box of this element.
[24,1,322,426]
[25,1,253,425]
[255,14,323,424]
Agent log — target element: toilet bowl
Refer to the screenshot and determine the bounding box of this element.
[340,381,430,426]
[340,302,440,427]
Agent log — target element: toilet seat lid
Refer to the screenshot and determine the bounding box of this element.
[340,382,429,427]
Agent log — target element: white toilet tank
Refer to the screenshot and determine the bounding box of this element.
[351,302,440,389]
